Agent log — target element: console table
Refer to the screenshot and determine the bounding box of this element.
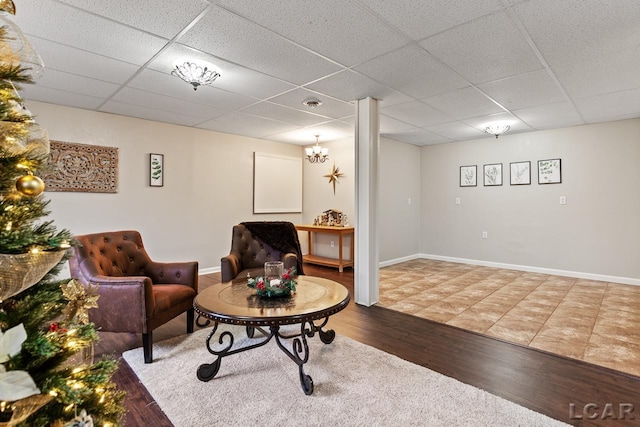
[295,225,354,272]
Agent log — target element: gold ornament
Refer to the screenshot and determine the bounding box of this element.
[0,0,16,15]
[61,279,99,325]
[15,173,44,196]
[323,162,344,195]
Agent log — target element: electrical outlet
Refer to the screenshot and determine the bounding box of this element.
[482,231,488,239]
[560,196,567,205]
[408,198,412,205]
[330,241,335,248]
[455,197,461,205]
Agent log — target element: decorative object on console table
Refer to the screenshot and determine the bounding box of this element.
[538,158,561,184]
[295,224,354,272]
[313,209,348,227]
[460,165,477,187]
[483,163,503,186]
[150,153,164,187]
[42,141,118,193]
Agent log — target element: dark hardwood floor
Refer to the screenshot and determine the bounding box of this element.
[98,265,640,427]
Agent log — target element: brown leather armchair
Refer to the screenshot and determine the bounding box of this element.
[68,230,198,363]
[221,222,304,282]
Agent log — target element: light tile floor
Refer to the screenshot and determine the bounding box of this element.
[379,259,640,377]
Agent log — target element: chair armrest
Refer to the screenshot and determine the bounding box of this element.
[146,260,199,291]
[84,275,154,333]
[282,253,299,273]
[221,253,241,283]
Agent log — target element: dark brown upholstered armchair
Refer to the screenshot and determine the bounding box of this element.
[221,221,304,282]
[68,230,198,363]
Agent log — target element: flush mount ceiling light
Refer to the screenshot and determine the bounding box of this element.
[483,123,511,139]
[305,134,329,163]
[302,98,323,108]
[171,62,220,91]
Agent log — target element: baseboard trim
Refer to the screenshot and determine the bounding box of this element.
[417,253,640,287]
[199,266,220,275]
[379,254,421,268]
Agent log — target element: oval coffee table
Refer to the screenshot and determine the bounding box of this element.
[193,275,350,395]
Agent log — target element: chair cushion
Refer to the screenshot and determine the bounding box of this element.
[152,284,197,316]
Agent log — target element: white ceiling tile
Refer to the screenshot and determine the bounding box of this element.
[462,113,532,134]
[381,101,452,127]
[379,115,417,134]
[14,0,168,65]
[353,44,469,99]
[514,0,640,67]
[306,70,413,106]
[478,69,566,110]
[420,10,542,84]
[386,129,452,146]
[100,100,203,127]
[218,0,407,67]
[552,47,640,99]
[266,120,354,144]
[267,88,354,119]
[240,102,331,127]
[424,122,485,140]
[513,101,583,130]
[574,89,640,123]
[423,87,504,120]
[29,37,139,84]
[58,0,211,39]
[197,111,299,138]
[32,68,121,98]
[178,6,342,85]
[128,69,256,111]
[146,43,296,100]
[358,0,504,41]
[112,87,228,120]
[22,86,104,110]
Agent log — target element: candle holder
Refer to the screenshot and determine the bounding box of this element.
[247,263,297,298]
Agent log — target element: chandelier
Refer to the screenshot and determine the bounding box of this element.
[171,62,220,91]
[483,123,511,139]
[305,134,329,163]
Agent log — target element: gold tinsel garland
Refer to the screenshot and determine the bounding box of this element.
[61,280,99,325]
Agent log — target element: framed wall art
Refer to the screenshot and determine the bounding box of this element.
[483,163,502,186]
[150,153,164,187]
[460,165,477,187]
[510,161,531,185]
[538,158,561,184]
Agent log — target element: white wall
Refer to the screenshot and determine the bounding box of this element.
[420,118,640,281]
[29,101,303,272]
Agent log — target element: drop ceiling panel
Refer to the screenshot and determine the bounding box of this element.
[127,69,257,111]
[424,122,486,140]
[14,0,168,65]
[306,70,413,106]
[462,113,532,134]
[266,120,354,144]
[390,129,451,146]
[197,111,298,139]
[420,10,542,84]
[381,101,452,128]
[34,69,120,99]
[513,102,583,129]
[241,102,331,127]
[22,86,105,110]
[574,89,640,123]
[514,0,640,67]
[353,44,469,99]
[29,37,140,84]
[267,88,354,119]
[111,87,228,120]
[178,6,342,85]
[379,115,418,134]
[58,0,211,39]
[478,70,566,111]
[100,100,204,127]
[358,0,504,41]
[423,87,504,120]
[217,0,407,67]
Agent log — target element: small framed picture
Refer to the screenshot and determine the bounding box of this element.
[150,153,164,187]
[483,163,502,186]
[538,159,561,184]
[510,161,531,185]
[460,165,477,187]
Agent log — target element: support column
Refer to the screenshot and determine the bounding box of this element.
[354,97,379,306]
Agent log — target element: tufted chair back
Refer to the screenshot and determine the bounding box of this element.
[221,223,302,282]
[69,230,198,363]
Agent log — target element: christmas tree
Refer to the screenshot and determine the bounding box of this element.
[0,2,125,425]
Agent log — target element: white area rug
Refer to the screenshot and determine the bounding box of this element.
[123,326,568,427]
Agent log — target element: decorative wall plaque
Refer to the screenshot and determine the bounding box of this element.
[42,141,118,193]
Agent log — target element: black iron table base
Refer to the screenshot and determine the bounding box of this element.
[195,316,335,395]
